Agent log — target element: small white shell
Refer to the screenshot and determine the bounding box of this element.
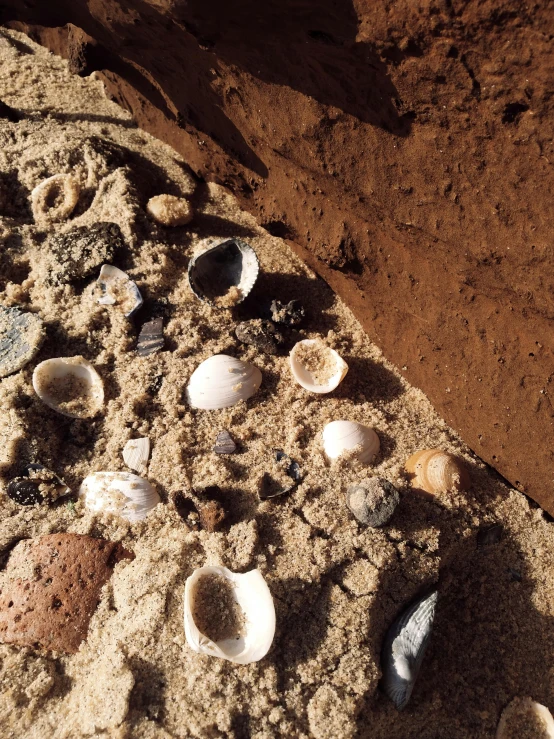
[290,339,348,394]
[96,265,143,317]
[32,356,104,419]
[188,239,259,307]
[497,697,554,738]
[186,354,262,410]
[78,471,160,523]
[122,438,151,475]
[184,565,276,664]
[322,420,380,464]
[31,174,80,223]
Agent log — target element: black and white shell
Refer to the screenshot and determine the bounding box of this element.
[381,589,438,710]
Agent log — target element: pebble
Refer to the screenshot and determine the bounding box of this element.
[198,500,226,532]
[0,305,45,378]
[213,430,237,455]
[137,318,164,356]
[346,477,399,527]
[47,222,124,283]
[235,319,285,355]
[270,299,305,326]
[146,194,194,226]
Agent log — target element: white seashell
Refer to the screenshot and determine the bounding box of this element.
[122,437,151,475]
[78,471,160,523]
[31,174,80,223]
[290,339,348,394]
[322,420,380,465]
[32,356,104,419]
[96,265,143,317]
[184,565,275,664]
[188,239,259,307]
[382,589,438,710]
[497,697,554,739]
[405,449,470,496]
[186,354,262,410]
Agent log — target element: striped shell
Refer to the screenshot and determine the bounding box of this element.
[405,449,470,495]
[382,589,438,710]
[322,420,380,465]
[122,438,151,475]
[79,471,160,523]
[186,354,262,410]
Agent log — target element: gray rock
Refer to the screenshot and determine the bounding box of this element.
[47,222,125,283]
[235,318,285,354]
[346,477,399,527]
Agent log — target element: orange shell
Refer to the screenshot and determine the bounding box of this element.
[405,449,470,495]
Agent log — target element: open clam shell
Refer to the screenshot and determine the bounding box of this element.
[0,305,44,378]
[382,589,438,710]
[186,354,262,410]
[184,565,275,664]
[96,265,143,317]
[32,356,104,419]
[322,420,380,465]
[405,449,470,496]
[497,697,554,738]
[290,339,348,394]
[188,239,259,308]
[78,471,160,523]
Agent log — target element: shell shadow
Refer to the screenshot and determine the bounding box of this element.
[335,354,405,405]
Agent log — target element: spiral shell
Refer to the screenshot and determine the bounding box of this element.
[32,356,104,419]
[322,420,380,465]
[405,449,470,496]
[78,471,160,523]
[186,354,262,410]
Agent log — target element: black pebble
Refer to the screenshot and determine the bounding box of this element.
[235,319,285,355]
[7,478,43,506]
[270,299,305,326]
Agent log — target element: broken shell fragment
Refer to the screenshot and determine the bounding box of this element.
[186,354,262,410]
[122,438,151,475]
[7,464,70,506]
[78,471,160,523]
[213,430,237,455]
[32,356,104,419]
[96,265,143,317]
[405,449,470,496]
[477,523,503,547]
[0,305,44,378]
[188,239,259,308]
[146,194,193,226]
[31,173,80,224]
[496,697,554,739]
[346,478,399,527]
[259,450,302,500]
[184,565,276,664]
[322,420,380,465]
[137,318,164,356]
[382,589,438,710]
[290,339,348,394]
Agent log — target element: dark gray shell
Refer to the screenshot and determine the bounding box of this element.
[381,589,438,710]
[0,305,44,378]
[188,239,259,306]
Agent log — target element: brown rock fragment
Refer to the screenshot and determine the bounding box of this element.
[0,533,133,653]
[198,500,226,532]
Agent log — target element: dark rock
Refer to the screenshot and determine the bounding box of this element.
[346,477,399,527]
[47,222,125,283]
[235,318,285,354]
[213,430,237,455]
[6,478,42,505]
[137,318,164,356]
[269,299,305,327]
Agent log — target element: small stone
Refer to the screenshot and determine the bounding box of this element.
[137,318,164,356]
[6,464,70,506]
[47,222,124,283]
[213,430,237,455]
[198,500,226,532]
[0,305,45,378]
[270,299,305,326]
[146,194,194,226]
[346,477,399,527]
[477,523,503,547]
[235,319,285,355]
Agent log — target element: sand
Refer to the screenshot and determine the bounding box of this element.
[0,27,553,739]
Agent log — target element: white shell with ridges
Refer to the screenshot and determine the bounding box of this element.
[322,420,380,464]
[184,566,276,664]
[188,239,259,307]
[186,354,262,410]
[32,356,104,419]
[78,471,160,522]
[122,438,151,475]
[289,339,348,394]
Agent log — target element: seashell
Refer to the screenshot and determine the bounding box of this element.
[213,430,237,455]
[188,239,259,308]
[405,449,470,496]
[290,339,348,394]
[7,464,70,506]
[322,420,380,465]
[31,173,80,223]
[235,319,285,355]
[270,299,305,326]
[146,194,194,226]
[382,589,438,710]
[96,264,143,317]
[32,356,104,419]
[497,697,554,739]
[186,354,262,410]
[122,438,151,475]
[78,471,160,523]
[346,477,399,527]
[0,305,44,378]
[259,449,302,500]
[184,565,275,664]
[137,317,164,356]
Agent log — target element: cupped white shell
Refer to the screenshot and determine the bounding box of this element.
[405,449,470,496]
[186,354,262,410]
[497,697,554,739]
[322,420,380,464]
[188,239,259,307]
[32,356,104,419]
[122,437,151,475]
[97,265,143,317]
[78,471,160,523]
[184,565,276,664]
[290,339,348,394]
